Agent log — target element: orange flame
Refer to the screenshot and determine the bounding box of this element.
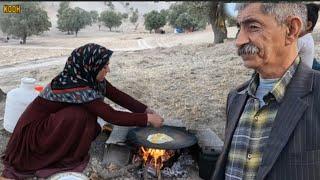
[140,146,175,169]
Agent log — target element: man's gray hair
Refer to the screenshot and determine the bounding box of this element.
[236,3,307,31]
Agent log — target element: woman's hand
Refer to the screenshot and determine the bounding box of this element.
[147,114,164,128]
[145,107,157,114]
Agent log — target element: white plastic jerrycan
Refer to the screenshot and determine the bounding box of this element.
[3,77,38,133]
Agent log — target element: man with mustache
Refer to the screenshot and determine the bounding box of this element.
[212,3,320,180]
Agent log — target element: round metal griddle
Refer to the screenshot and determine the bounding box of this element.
[127,125,197,150]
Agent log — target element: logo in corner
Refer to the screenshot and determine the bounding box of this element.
[3,5,21,14]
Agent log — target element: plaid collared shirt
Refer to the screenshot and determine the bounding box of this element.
[225,58,300,180]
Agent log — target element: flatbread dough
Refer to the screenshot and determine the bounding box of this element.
[147,133,174,144]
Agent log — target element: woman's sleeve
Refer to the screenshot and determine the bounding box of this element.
[82,99,148,126]
[104,80,147,113]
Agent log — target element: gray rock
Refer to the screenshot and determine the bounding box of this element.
[195,128,223,151]
[105,125,134,145]
[164,118,185,127]
[102,144,132,167]
[0,88,6,102]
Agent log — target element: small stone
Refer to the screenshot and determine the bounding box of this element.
[89,172,99,180]
[107,163,120,172]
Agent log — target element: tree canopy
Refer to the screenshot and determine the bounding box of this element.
[70,7,92,36]
[144,10,166,33]
[99,10,123,31]
[57,7,74,34]
[168,2,207,31]
[129,9,139,24]
[107,2,115,10]
[168,2,228,43]
[57,3,92,36]
[57,1,70,18]
[175,13,197,31]
[89,10,99,23]
[122,13,129,19]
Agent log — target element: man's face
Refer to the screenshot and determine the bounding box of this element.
[236,3,287,70]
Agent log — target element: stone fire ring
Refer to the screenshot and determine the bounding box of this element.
[127,125,198,150]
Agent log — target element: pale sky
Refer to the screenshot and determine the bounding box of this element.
[225,3,237,18]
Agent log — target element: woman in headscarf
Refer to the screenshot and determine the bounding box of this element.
[1,43,164,179]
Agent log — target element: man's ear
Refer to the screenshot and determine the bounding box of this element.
[285,16,302,45]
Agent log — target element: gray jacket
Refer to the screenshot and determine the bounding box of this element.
[212,62,320,180]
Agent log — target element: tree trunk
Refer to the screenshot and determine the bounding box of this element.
[109,27,112,31]
[22,35,27,44]
[208,2,227,44]
[99,25,101,31]
[75,29,78,37]
[155,28,160,34]
[134,23,139,30]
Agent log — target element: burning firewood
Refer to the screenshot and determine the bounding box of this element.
[138,146,176,179]
[140,146,175,169]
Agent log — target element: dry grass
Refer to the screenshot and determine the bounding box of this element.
[104,42,252,138]
[0,47,70,67]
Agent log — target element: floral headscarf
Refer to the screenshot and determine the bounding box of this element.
[39,43,113,103]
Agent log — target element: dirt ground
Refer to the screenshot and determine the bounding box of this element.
[1,11,320,179]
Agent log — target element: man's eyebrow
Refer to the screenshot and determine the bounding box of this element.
[238,17,262,26]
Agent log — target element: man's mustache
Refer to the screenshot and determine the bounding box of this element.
[237,43,260,56]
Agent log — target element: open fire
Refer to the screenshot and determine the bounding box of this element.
[132,146,176,179]
[140,146,175,170]
[127,125,198,179]
[132,146,195,179]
